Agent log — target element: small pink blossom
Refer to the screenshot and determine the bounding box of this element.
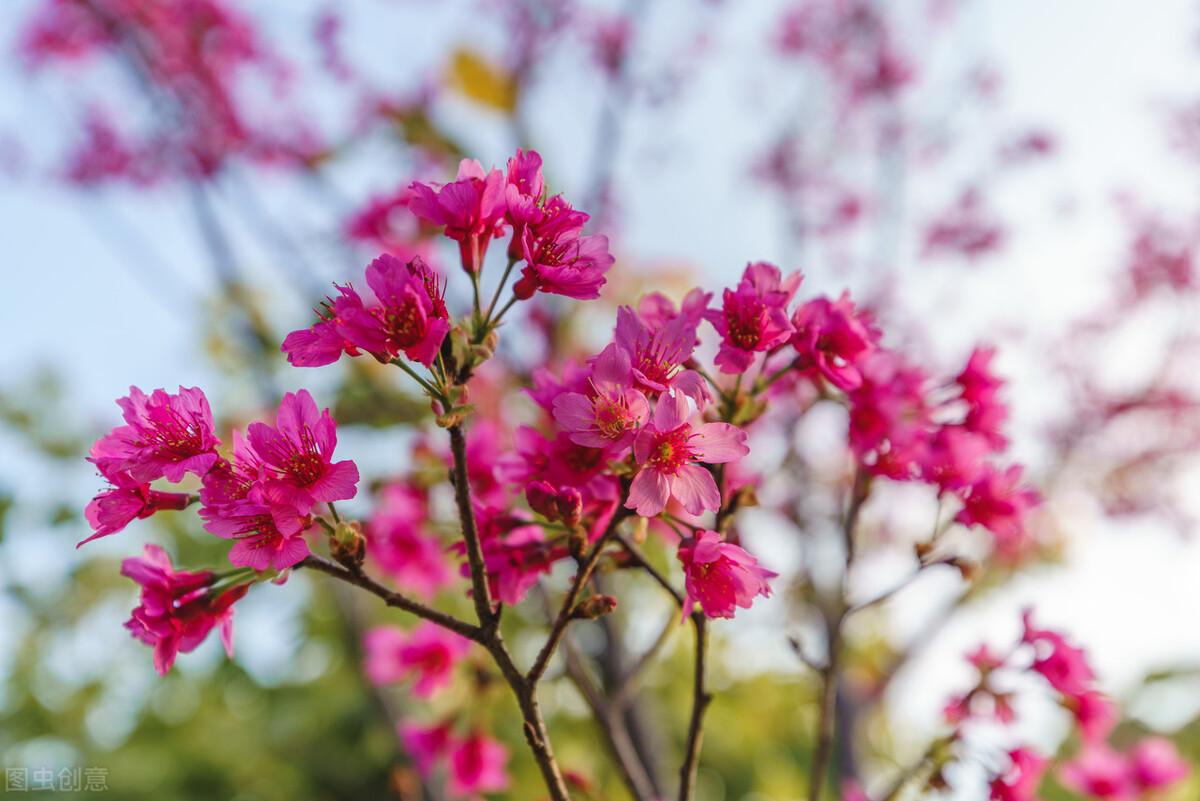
[448,731,510,799]
[1129,737,1190,791]
[504,148,545,232]
[409,158,507,273]
[363,621,472,697]
[955,466,1039,556]
[705,262,801,374]
[81,458,191,546]
[367,482,456,600]
[677,530,776,619]
[921,426,992,492]
[246,389,360,513]
[848,352,933,479]
[614,306,711,409]
[1059,745,1135,800]
[989,747,1047,801]
[1021,611,1096,699]
[636,288,711,332]
[1071,690,1117,744]
[498,427,619,504]
[790,292,878,391]
[956,346,1008,448]
[343,186,428,259]
[514,195,613,300]
[923,188,1005,261]
[92,386,221,483]
[400,721,453,778]
[121,544,247,676]
[627,394,748,517]
[200,476,313,571]
[468,503,565,605]
[552,343,650,451]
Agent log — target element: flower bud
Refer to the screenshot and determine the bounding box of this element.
[556,487,583,527]
[571,594,618,620]
[513,271,538,300]
[331,520,366,569]
[526,481,560,521]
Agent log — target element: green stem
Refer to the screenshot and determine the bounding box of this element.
[391,358,443,400]
[485,256,520,326]
[490,294,521,328]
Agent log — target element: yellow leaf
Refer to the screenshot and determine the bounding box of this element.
[446,47,518,113]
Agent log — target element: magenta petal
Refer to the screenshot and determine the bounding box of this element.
[310,459,360,503]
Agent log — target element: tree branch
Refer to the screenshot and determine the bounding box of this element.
[297,554,480,641]
[527,510,629,685]
[677,613,710,801]
[447,424,498,629]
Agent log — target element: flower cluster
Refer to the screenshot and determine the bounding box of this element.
[84,386,359,669]
[937,611,1191,801]
[400,723,509,799]
[81,145,1157,801]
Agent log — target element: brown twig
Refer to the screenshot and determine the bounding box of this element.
[447,424,499,629]
[527,510,629,684]
[808,467,871,801]
[557,617,660,801]
[297,554,480,641]
[677,612,711,801]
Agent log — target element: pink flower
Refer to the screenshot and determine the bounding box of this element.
[627,394,749,517]
[468,503,565,605]
[246,389,360,513]
[923,188,1005,261]
[1059,745,1135,800]
[197,428,313,573]
[1129,737,1190,791]
[956,346,1008,448]
[989,747,1047,801]
[636,288,711,331]
[92,386,220,483]
[367,483,456,601]
[790,293,878,391]
[955,466,1039,556]
[514,195,613,300]
[200,477,313,571]
[343,186,429,259]
[504,148,545,230]
[921,426,992,492]
[677,530,776,619]
[409,158,507,273]
[498,427,618,504]
[552,343,650,451]
[363,622,472,697]
[121,545,248,676]
[81,458,191,546]
[400,721,453,778]
[1071,690,1117,744]
[847,352,933,479]
[448,731,510,799]
[280,284,366,368]
[283,254,450,368]
[614,306,711,410]
[704,262,801,374]
[1021,611,1096,698]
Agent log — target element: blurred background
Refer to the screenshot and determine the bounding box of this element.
[3,0,1200,799]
